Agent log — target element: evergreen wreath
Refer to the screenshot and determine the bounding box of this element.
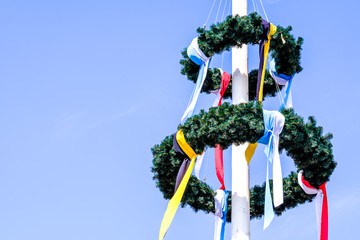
[151,13,336,222]
[180,13,303,101]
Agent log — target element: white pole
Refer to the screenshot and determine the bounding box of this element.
[231,0,250,240]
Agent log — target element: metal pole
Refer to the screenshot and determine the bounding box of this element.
[231,0,250,240]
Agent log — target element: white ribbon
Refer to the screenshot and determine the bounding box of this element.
[214,189,228,240]
[181,37,211,123]
[194,151,206,180]
[257,110,285,229]
[298,170,323,240]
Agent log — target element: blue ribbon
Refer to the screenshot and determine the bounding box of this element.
[257,110,285,229]
[214,189,229,240]
[181,37,211,124]
[269,59,295,109]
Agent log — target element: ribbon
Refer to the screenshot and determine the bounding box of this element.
[159,130,201,240]
[214,189,229,240]
[194,150,206,180]
[181,37,211,124]
[257,110,285,229]
[269,59,295,109]
[212,69,231,190]
[257,20,277,101]
[245,20,277,164]
[193,69,230,182]
[298,171,328,240]
[245,142,258,164]
[212,69,231,107]
[215,145,225,190]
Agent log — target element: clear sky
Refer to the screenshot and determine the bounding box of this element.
[0,0,358,239]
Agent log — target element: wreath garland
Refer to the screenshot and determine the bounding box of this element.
[180,13,303,101]
[151,13,336,222]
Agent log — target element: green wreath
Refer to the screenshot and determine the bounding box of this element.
[151,13,336,222]
[180,13,303,101]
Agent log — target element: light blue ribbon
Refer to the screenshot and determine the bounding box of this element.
[257,110,285,229]
[269,59,295,109]
[181,37,211,124]
[214,189,229,240]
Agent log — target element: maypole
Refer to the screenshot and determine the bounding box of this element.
[231,0,250,239]
[152,2,336,239]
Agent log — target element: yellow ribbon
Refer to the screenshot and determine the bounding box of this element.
[258,23,277,102]
[159,130,201,240]
[245,142,258,164]
[176,130,198,160]
[246,23,276,165]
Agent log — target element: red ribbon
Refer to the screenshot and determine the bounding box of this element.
[301,175,328,240]
[214,71,230,190]
[215,145,225,190]
[217,71,230,105]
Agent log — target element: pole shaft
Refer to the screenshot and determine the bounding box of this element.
[231,0,250,240]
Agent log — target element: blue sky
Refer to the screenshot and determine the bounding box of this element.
[0,0,358,239]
